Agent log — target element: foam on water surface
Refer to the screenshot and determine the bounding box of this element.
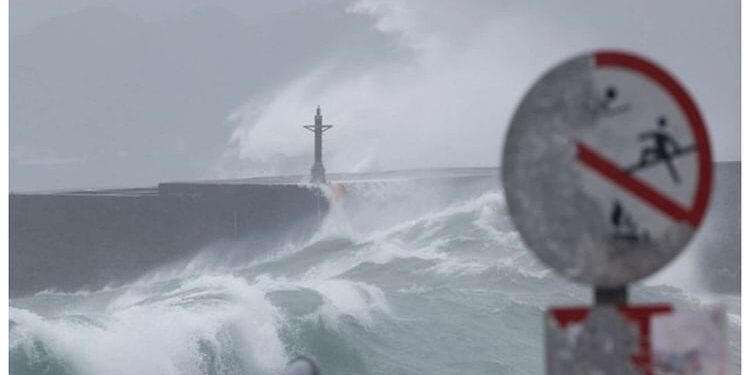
[10,178,740,374]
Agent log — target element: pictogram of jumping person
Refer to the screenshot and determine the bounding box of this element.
[626,116,694,184]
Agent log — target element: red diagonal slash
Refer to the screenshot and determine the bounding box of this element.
[590,51,712,229]
[576,142,698,227]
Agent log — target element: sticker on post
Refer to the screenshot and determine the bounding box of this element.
[545,305,726,375]
[501,51,713,286]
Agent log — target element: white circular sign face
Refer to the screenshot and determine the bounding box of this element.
[502,51,713,286]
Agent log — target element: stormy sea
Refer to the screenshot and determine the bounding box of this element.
[9,165,740,375]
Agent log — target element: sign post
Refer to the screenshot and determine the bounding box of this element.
[501,50,725,374]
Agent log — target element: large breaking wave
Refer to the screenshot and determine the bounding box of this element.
[9,181,740,374]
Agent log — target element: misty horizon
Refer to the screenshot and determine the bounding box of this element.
[10,0,740,191]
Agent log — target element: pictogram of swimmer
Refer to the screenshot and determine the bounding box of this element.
[592,86,630,116]
[626,116,695,184]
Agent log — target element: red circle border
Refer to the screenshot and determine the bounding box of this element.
[594,51,713,228]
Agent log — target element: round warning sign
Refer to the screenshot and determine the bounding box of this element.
[502,51,713,287]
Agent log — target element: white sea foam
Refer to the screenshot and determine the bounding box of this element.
[12,275,288,375]
[10,185,740,375]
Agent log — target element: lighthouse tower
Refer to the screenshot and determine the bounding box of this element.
[303,106,333,183]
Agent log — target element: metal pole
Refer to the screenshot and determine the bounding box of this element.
[594,286,628,305]
[315,108,322,165]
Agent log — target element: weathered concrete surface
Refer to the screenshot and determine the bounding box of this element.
[9,165,737,297]
[692,161,741,293]
[10,182,326,297]
[9,168,500,297]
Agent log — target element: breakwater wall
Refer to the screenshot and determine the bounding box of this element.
[10,164,738,297]
[10,181,326,297]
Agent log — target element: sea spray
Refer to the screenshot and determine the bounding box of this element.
[10,185,740,374]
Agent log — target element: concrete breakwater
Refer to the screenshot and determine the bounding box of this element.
[10,180,327,297]
[9,164,738,297]
[9,168,501,297]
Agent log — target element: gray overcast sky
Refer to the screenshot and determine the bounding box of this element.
[10,0,740,191]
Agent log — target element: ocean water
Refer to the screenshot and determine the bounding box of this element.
[9,181,740,375]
